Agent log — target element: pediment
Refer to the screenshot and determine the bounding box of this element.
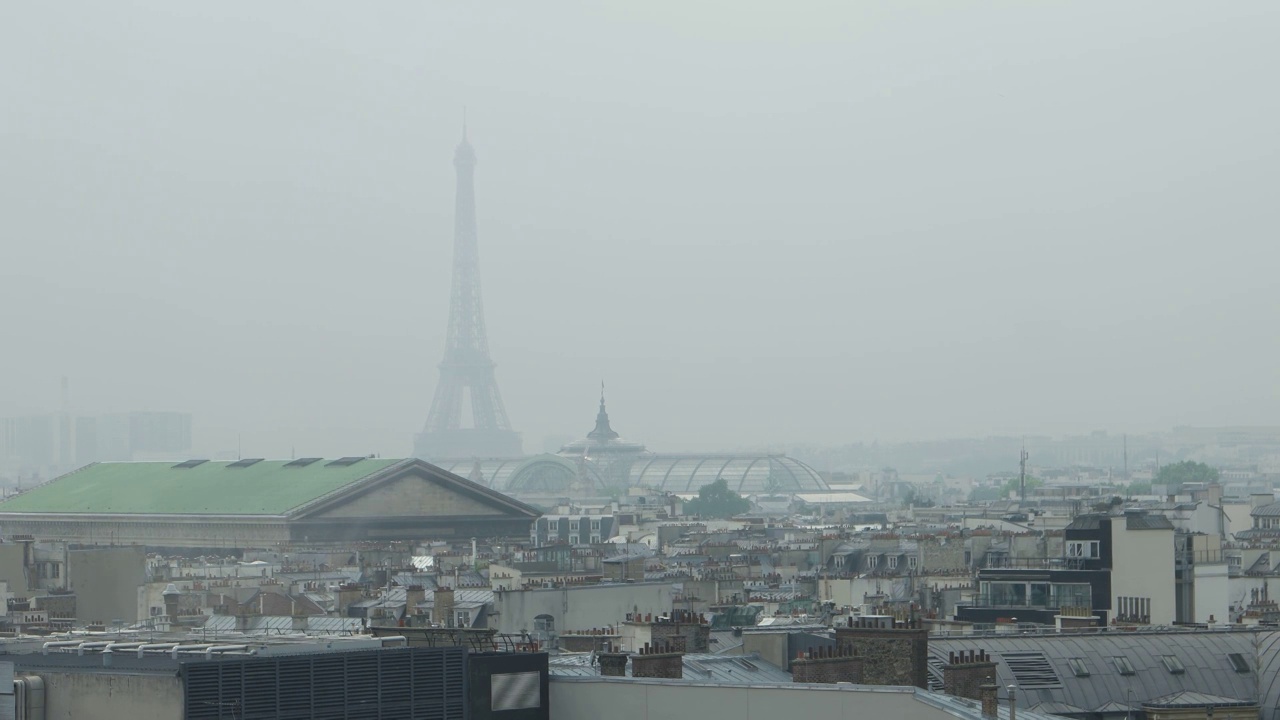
[303,470,512,520]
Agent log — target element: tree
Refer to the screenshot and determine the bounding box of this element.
[903,487,935,508]
[684,478,751,519]
[1155,461,1219,492]
[1002,476,1043,499]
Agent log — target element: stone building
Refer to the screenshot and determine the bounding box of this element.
[0,457,539,550]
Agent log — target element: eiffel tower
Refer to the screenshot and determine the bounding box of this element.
[414,129,522,460]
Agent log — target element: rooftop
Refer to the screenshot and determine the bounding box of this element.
[0,458,405,515]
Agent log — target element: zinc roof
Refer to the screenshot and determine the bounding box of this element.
[0,458,404,515]
[548,652,793,684]
[930,631,1258,713]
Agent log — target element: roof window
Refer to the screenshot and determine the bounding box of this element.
[1227,653,1252,673]
[1066,657,1090,677]
[1113,656,1136,675]
[326,456,367,467]
[1002,652,1062,689]
[285,458,323,467]
[1160,655,1186,674]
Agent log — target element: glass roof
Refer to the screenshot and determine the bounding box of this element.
[628,455,829,494]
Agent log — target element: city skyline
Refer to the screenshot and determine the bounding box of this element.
[2,2,1277,460]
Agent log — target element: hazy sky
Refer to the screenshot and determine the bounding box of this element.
[3,1,1278,458]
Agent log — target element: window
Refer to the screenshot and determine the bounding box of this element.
[591,519,601,531]
[1227,653,1252,673]
[1002,652,1062,689]
[907,556,918,570]
[456,610,472,627]
[569,535,579,545]
[834,556,845,568]
[1067,541,1100,559]
[1066,657,1090,677]
[888,556,898,569]
[534,615,555,633]
[570,520,579,532]
[548,520,559,532]
[866,555,878,570]
[1160,655,1186,674]
[1113,656,1136,675]
[590,535,601,544]
[492,671,541,712]
[987,581,1028,607]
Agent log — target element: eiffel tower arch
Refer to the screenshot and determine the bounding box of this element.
[414,130,522,461]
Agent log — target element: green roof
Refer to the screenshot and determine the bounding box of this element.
[0,459,404,515]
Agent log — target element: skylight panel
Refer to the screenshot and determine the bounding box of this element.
[1002,652,1062,689]
[1227,653,1252,673]
[227,458,264,468]
[1113,656,1136,675]
[285,458,323,467]
[326,456,367,467]
[1160,655,1186,674]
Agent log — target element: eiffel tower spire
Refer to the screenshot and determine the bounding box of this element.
[415,128,522,460]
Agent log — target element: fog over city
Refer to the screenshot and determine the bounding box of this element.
[3,1,1278,459]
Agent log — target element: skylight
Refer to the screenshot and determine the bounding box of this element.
[1113,656,1136,676]
[1067,657,1090,677]
[326,456,367,467]
[227,458,264,468]
[1227,653,1252,673]
[1161,655,1186,674]
[1002,652,1062,689]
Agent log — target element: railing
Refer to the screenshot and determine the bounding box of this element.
[983,557,1089,570]
[1178,550,1227,565]
[962,596,1063,610]
[926,624,1256,638]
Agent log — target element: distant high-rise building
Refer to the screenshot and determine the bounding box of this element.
[3,411,192,479]
[415,129,522,460]
[76,412,193,464]
[1,415,57,474]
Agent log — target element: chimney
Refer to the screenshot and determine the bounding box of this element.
[835,615,928,688]
[405,585,426,616]
[630,641,684,679]
[980,681,998,719]
[337,584,363,616]
[650,610,711,653]
[599,642,629,677]
[162,584,182,626]
[942,650,998,700]
[791,644,863,684]
[435,587,456,627]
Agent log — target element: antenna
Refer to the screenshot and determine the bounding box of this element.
[1019,443,1029,503]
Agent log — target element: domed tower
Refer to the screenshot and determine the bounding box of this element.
[558,386,647,490]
